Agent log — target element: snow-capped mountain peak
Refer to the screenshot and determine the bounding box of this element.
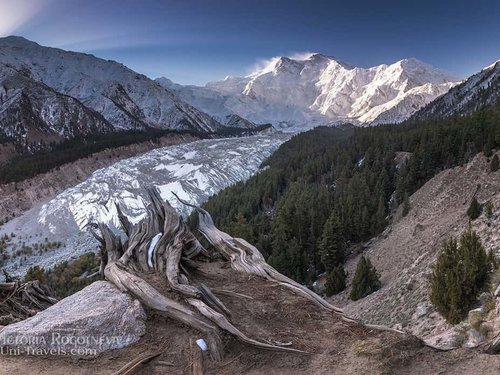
[0,35,224,148]
[158,53,458,130]
[411,58,500,121]
[483,59,500,71]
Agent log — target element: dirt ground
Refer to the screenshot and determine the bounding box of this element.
[1,261,500,374]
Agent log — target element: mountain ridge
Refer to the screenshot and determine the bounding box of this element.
[411,60,500,121]
[157,53,458,130]
[0,36,225,151]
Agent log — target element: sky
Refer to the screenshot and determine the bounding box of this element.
[0,0,499,85]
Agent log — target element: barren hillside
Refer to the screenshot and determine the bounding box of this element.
[331,151,500,342]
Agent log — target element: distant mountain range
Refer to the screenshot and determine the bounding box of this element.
[157,53,457,129]
[2,36,500,154]
[0,36,224,150]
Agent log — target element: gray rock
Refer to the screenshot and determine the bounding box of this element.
[464,328,485,348]
[494,284,500,297]
[0,281,146,356]
[413,303,432,319]
[424,327,467,350]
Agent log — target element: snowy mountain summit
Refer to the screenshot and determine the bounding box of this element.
[411,59,500,121]
[0,36,459,148]
[158,53,458,130]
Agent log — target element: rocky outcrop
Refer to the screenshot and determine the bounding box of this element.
[0,281,146,355]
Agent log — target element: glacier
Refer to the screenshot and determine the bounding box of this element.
[0,133,289,278]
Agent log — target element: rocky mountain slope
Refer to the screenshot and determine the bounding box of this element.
[411,60,500,120]
[0,133,289,278]
[332,151,500,349]
[157,54,457,130]
[0,65,113,149]
[0,36,459,151]
[0,36,223,149]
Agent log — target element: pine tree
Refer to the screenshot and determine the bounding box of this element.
[350,256,381,301]
[372,195,387,233]
[430,228,492,324]
[24,266,46,284]
[269,219,291,276]
[491,154,499,172]
[285,237,308,283]
[230,212,254,242]
[483,139,493,157]
[318,211,345,272]
[467,197,482,220]
[325,265,346,296]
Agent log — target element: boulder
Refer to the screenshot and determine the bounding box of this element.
[0,281,146,356]
[468,308,484,329]
[413,303,432,319]
[424,328,467,350]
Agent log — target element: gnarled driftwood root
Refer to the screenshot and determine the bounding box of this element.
[94,187,307,361]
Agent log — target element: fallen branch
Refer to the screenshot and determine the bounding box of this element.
[211,288,254,300]
[0,280,57,325]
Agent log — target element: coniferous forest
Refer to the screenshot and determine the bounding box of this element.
[199,106,500,288]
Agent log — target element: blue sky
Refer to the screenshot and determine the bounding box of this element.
[1,0,499,85]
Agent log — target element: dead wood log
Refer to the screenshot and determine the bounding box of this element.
[95,187,304,362]
[104,262,224,361]
[0,280,57,325]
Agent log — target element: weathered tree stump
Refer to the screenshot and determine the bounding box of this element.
[93,187,314,361]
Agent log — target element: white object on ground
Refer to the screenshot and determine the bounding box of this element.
[196,338,208,351]
[147,233,162,268]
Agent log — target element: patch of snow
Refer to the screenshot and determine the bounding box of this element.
[147,233,162,268]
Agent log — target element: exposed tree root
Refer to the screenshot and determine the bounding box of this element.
[173,192,344,314]
[94,187,307,361]
[0,280,57,325]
